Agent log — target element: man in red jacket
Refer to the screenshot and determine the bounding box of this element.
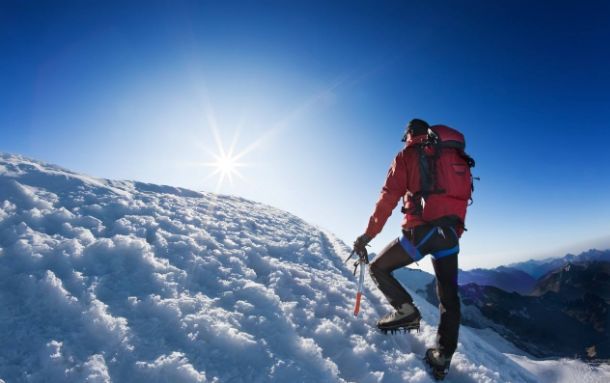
[353,118,469,378]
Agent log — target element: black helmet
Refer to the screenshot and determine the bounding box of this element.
[402,118,430,142]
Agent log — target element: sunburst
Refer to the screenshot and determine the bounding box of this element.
[204,133,247,189]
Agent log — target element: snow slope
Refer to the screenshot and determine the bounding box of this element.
[0,153,607,383]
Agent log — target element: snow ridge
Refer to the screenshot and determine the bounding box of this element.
[0,153,606,382]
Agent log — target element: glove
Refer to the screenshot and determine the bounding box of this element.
[353,234,372,259]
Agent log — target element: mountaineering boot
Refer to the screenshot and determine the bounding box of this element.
[424,348,451,381]
[377,302,421,333]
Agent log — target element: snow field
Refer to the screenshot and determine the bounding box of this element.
[1,153,608,382]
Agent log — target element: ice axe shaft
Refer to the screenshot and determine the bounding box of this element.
[353,256,366,316]
[345,246,368,316]
[354,291,362,316]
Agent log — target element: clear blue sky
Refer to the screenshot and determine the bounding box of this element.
[2,1,610,271]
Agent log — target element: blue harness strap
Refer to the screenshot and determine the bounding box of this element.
[432,244,460,259]
[430,226,460,259]
[401,226,460,261]
[399,235,423,261]
[415,227,436,248]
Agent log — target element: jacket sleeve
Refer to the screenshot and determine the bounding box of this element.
[365,150,408,238]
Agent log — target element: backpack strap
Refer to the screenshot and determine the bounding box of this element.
[418,142,446,197]
[402,142,446,217]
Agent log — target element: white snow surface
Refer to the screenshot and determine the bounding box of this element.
[0,152,608,383]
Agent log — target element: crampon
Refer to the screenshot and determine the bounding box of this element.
[377,319,421,334]
[424,348,450,381]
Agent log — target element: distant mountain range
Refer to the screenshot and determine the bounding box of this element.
[509,249,610,279]
[459,249,610,294]
[396,249,610,361]
[532,261,610,303]
[431,260,610,360]
[458,266,537,294]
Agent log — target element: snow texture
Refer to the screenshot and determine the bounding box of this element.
[0,152,608,383]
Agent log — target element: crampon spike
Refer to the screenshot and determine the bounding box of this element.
[377,320,421,335]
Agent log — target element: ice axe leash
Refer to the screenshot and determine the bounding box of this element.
[343,247,369,316]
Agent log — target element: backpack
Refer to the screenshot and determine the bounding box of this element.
[408,125,476,227]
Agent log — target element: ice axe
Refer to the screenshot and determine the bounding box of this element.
[343,247,369,316]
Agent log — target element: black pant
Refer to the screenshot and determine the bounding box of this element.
[369,224,461,357]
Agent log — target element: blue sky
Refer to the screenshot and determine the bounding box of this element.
[2,1,610,271]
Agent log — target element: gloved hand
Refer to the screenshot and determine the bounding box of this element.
[353,234,372,259]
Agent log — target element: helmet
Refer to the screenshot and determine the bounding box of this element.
[402,118,430,142]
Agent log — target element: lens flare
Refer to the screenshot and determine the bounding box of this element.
[205,147,246,189]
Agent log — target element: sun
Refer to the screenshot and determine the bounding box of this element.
[202,130,249,190]
[216,154,236,174]
[207,149,245,186]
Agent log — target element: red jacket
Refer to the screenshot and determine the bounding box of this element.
[364,133,467,239]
